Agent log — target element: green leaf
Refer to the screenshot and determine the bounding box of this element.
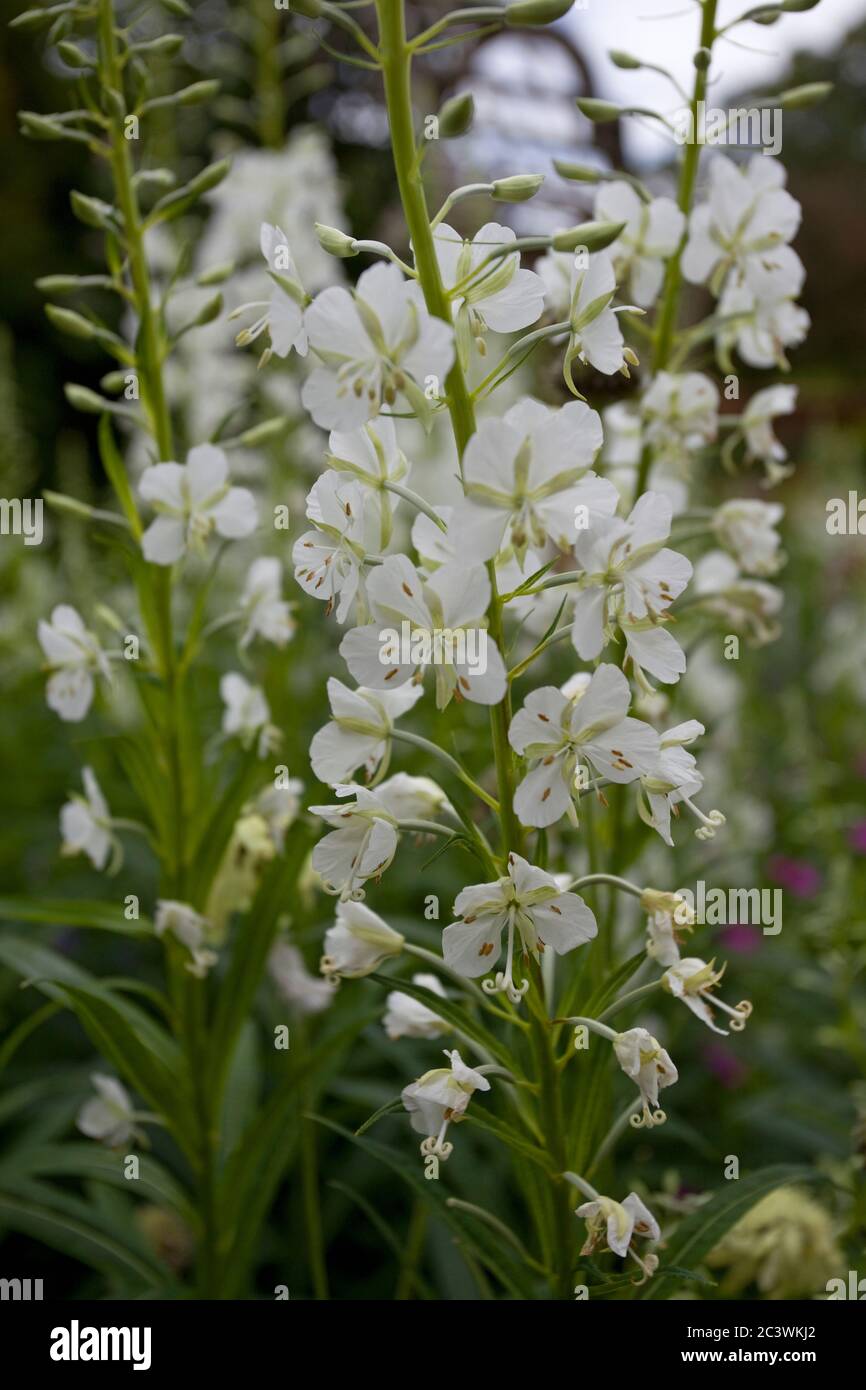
[98,414,142,538]
[0,1143,197,1231]
[0,896,151,939]
[462,1109,554,1173]
[639,1164,824,1299]
[355,1096,404,1137]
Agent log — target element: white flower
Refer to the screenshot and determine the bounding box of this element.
[508,665,660,829]
[320,898,404,979]
[692,550,783,645]
[662,957,753,1035]
[565,250,633,383]
[442,851,597,1002]
[60,767,115,872]
[740,384,797,480]
[594,182,685,307]
[642,888,695,967]
[641,372,719,473]
[682,155,801,295]
[154,900,218,978]
[450,396,616,566]
[384,973,449,1040]
[613,1026,678,1129]
[139,444,258,566]
[576,1191,660,1279]
[571,491,692,685]
[717,263,810,372]
[301,262,454,430]
[269,941,335,1015]
[310,677,423,786]
[236,223,308,363]
[713,499,784,577]
[38,604,110,722]
[239,557,296,648]
[411,504,455,570]
[601,400,642,469]
[637,720,721,845]
[293,471,378,624]
[326,416,410,549]
[401,1048,490,1162]
[309,775,447,900]
[433,221,545,366]
[76,1074,137,1148]
[220,672,279,757]
[339,554,507,710]
[535,248,573,317]
[251,781,304,852]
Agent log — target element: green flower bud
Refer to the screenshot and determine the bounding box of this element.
[438,92,474,138]
[315,223,358,258]
[576,97,622,123]
[779,81,833,110]
[45,305,96,341]
[64,384,112,414]
[609,50,642,69]
[552,219,626,252]
[197,261,235,287]
[781,0,822,11]
[553,159,603,183]
[57,41,93,68]
[236,418,291,447]
[693,47,712,71]
[491,174,545,203]
[506,0,574,25]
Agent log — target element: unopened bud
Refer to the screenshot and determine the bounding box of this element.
[552,219,626,252]
[576,98,622,123]
[779,81,832,110]
[491,174,544,203]
[438,92,474,138]
[315,223,358,258]
[506,0,574,24]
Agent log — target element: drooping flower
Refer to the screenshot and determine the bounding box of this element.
[139,445,258,566]
[508,665,660,829]
[613,1026,679,1129]
[636,720,724,846]
[716,255,809,372]
[326,416,410,549]
[301,262,454,430]
[60,767,116,872]
[682,155,802,295]
[571,491,692,685]
[320,898,404,980]
[594,182,685,308]
[293,471,379,624]
[662,957,753,1035]
[401,1048,490,1162]
[433,221,545,367]
[442,851,597,1002]
[642,887,695,967]
[76,1074,138,1148]
[239,557,296,648]
[339,554,507,709]
[564,250,634,385]
[269,940,336,1015]
[641,372,719,474]
[310,677,423,786]
[739,384,797,482]
[220,672,279,757]
[38,604,110,723]
[309,775,448,900]
[252,781,304,852]
[383,973,449,1040]
[234,223,308,363]
[154,900,219,978]
[713,498,784,577]
[575,1191,660,1280]
[450,396,616,566]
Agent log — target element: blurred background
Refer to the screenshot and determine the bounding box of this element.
[1,0,864,1299]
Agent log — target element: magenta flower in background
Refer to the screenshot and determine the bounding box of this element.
[719,923,762,955]
[767,854,822,898]
[847,821,866,855]
[702,1041,749,1090]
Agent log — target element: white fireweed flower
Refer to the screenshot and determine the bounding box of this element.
[450,396,616,567]
[576,1191,661,1280]
[401,1048,491,1162]
[564,250,636,386]
[326,416,410,549]
[740,384,797,482]
[252,781,304,852]
[239,557,296,648]
[339,554,507,709]
[293,472,378,623]
[508,665,660,829]
[713,499,784,577]
[60,767,116,872]
[432,221,545,367]
[38,604,110,723]
[663,957,753,1035]
[301,262,454,430]
[535,247,573,317]
[682,155,801,295]
[220,672,279,757]
[641,372,719,473]
[601,400,643,469]
[309,775,448,901]
[717,260,810,372]
[594,182,685,308]
[613,1026,679,1129]
[269,940,335,1015]
[571,491,692,685]
[411,504,455,571]
[234,223,308,364]
[442,851,597,1003]
[320,898,404,980]
[140,445,258,566]
[384,973,449,1041]
[692,551,783,645]
[637,720,724,845]
[76,1074,137,1148]
[154,900,218,978]
[641,888,695,967]
[310,677,423,786]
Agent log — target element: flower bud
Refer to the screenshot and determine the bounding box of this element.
[576,97,622,123]
[491,173,544,203]
[506,0,574,24]
[45,305,96,341]
[693,47,712,70]
[552,219,626,252]
[437,92,474,138]
[609,50,641,69]
[779,81,833,110]
[315,223,358,258]
[553,159,602,183]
